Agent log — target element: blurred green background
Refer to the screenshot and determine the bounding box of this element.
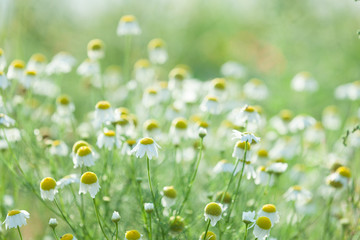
[0,0,359,116]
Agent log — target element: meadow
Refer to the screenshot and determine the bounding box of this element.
[0,0,359,239]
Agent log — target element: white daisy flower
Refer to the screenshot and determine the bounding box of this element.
[213,160,234,174]
[7,60,25,80]
[94,101,115,127]
[40,177,58,201]
[125,230,143,240]
[215,191,232,209]
[326,166,351,189]
[237,105,261,125]
[235,161,256,180]
[242,210,256,224]
[255,166,274,186]
[200,95,221,115]
[252,216,272,240]
[121,139,137,156]
[0,48,6,71]
[77,58,100,77]
[232,141,252,161]
[204,202,223,226]
[20,70,37,89]
[169,118,189,145]
[209,78,227,100]
[168,67,188,92]
[27,53,47,74]
[144,203,154,213]
[142,88,160,108]
[143,119,161,140]
[232,130,260,143]
[243,78,269,101]
[0,71,9,90]
[322,106,341,130]
[130,137,160,160]
[73,146,96,168]
[134,59,155,84]
[117,15,141,36]
[46,52,76,75]
[87,39,105,60]
[96,130,121,150]
[291,71,318,92]
[49,140,69,157]
[269,109,293,135]
[289,114,316,132]
[258,204,280,225]
[0,113,15,127]
[79,172,100,198]
[148,38,168,65]
[60,233,77,240]
[266,162,288,175]
[111,211,121,223]
[56,174,80,189]
[283,185,312,203]
[161,186,177,208]
[220,61,246,79]
[3,210,30,229]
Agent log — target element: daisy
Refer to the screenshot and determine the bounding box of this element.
[3,210,30,229]
[242,210,256,225]
[125,230,143,240]
[27,53,47,74]
[255,149,269,165]
[117,15,141,36]
[326,166,351,189]
[235,161,256,180]
[199,231,216,240]
[243,78,269,101]
[204,202,223,226]
[215,191,231,209]
[115,114,135,137]
[0,71,10,90]
[0,113,15,127]
[121,139,137,156]
[77,58,100,77]
[57,174,79,189]
[232,141,252,161]
[142,88,160,108]
[237,105,261,125]
[255,166,274,186]
[79,172,100,198]
[144,203,154,213]
[94,100,115,127]
[134,59,155,84]
[200,95,221,115]
[20,70,36,89]
[161,186,177,208]
[46,52,76,75]
[7,60,25,80]
[283,185,312,203]
[96,130,121,150]
[220,61,246,79]
[289,114,316,132]
[258,204,280,225]
[168,67,188,92]
[169,118,189,145]
[40,177,58,201]
[130,137,160,160]
[49,140,69,157]
[87,39,105,60]
[213,160,234,174]
[269,109,293,135]
[148,38,168,65]
[266,162,288,175]
[291,71,318,92]
[209,78,227,100]
[322,105,341,130]
[0,48,6,71]
[232,130,260,143]
[252,216,272,240]
[60,233,77,240]
[111,211,121,223]
[169,216,185,234]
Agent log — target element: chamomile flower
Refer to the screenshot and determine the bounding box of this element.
[213,160,234,174]
[87,39,105,60]
[3,210,30,229]
[143,119,161,139]
[125,230,143,240]
[215,191,231,209]
[169,117,188,145]
[326,166,351,189]
[144,203,154,213]
[266,162,288,175]
[0,113,15,127]
[0,71,9,90]
[236,161,256,179]
[200,95,221,115]
[258,204,279,225]
[283,185,312,203]
[220,61,246,79]
[209,78,227,100]
[49,140,69,157]
[40,177,58,201]
[204,202,223,226]
[237,105,261,125]
[121,139,137,156]
[60,233,77,240]
[252,216,272,240]
[242,211,256,224]
[291,71,318,92]
[114,114,135,137]
[77,58,100,77]
[169,216,185,234]
[0,48,6,71]
[46,52,76,75]
[255,166,274,186]
[27,53,47,74]
[322,105,341,130]
[243,78,269,100]
[130,137,160,160]
[161,186,177,208]
[96,130,120,150]
[79,172,100,198]
[255,149,269,165]
[304,122,325,144]
[74,146,96,168]
[289,114,316,132]
[199,231,216,240]
[232,130,260,143]
[232,141,251,161]
[7,60,25,80]
[168,67,188,92]
[94,100,114,127]
[57,174,79,189]
[20,70,37,89]
[134,59,155,84]
[111,211,121,223]
[269,109,293,135]
[52,95,75,126]
[148,38,168,65]
[142,88,159,108]
[48,218,58,228]
[117,15,141,36]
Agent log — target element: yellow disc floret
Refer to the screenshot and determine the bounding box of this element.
[31,53,47,62]
[125,230,141,240]
[262,204,276,213]
[257,149,268,157]
[57,95,71,105]
[169,216,185,233]
[280,109,293,121]
[256,216,272,230]
[244,106,255,112]
[12,60,25,69]
[173,118,188,129]
[292,185,302,191]
[40,177,57,191]
[144,119,159,131]
[148,38,165,49]
[60,234,74,240]
[77,146,92,157]
[337,166,351,178]
[163,186,177,199]
[121,15,136,23]
[206,96,218,102]
[25,70,37,76]
[96,100,111,110]
[140,137,154,145]
[88,39,104,51]
[8,210,21,216]
[104,130,116,137]
[236,141,251,150]
[52,140,61,147]
[135,59,150,69]
[205,202,222,216]
[215,191,232,204]
[200,231,216,240]
[169,68,187,81]
[72,140,89,153]
[81,172,98,185]
[212,78,226,90]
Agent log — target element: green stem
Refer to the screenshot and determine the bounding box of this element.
[17,226,23,240]
[323,196,334,239]
[148,213,153,240]
[92,198,109,240]
[54,198,77,235]
[243,224,248,240]
[115,222,119,240]
[52,228,59,240]
[203,219,211,240]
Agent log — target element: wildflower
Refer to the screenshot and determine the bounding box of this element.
[0,113,15,127]
[232,141,251,161]
[117,15,141,36]
[46,52,76,75]
[148,38,168,64]
[94,100,114,127]
[266,162,288,175]
[326,166,351,189]
[77,58,100,77]
[213,160,234,174]
[142,88,159,108]
[115,114,135,137]
[49,140,69,157]
[96,130,120,150]
[161,186,177,208]
[3,210,30,229]
[258,204,279,225]
[54,95,75,117]
[20,70,37,89]
[242,211,256,225]
[134,59,155,83]
[200,95,221,115]
[169,117,188,144]
[204,202,223,226]
[252,216,272,240]
[169,216,185,234]
[209,78,227,100]
[60,233,77,240]
[255,149,269,164]
[237,105,261,125]
[121,139,137,156]
[79,172,100,198]
[215,191,232,209]
[168,67,188,91]
[236,161,256,179]
[49,218,58,228]
[71,140,90,156]
[111,211,121,223]
[0,71,9,90]
[143,119,161,138]
[335,80,360,100]
[232,130,260,144]
[255,166,273,186]
[304,122,325,144]
[0,48,6,71]
[220,61,246,79]
[144,203,154,213]
[243,78,269,100]
[87,39,105,60]
[74,146,96,168]
[283,185,312,203]
[269,109,293,134]
[27,53,47,74]
[7,60,25,80]
[131,137,160,160]
[291,71,318,92]
[322,105,341,130]
[199,231,217,240]
[289,114,316,132]
[56,174,79,189]
[40,177,58,201]
[125,230,143,240]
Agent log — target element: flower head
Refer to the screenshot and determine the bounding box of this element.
[40,177,58,201]
[79,172,100,198]
[125,230,142,240]
[199,231,217,240]
[60,233,77,240]
[117,15,141,36]
[130,137,160,160]
[252,216,272,240]
[111,211,121,223]
[258,204,279,225]
[161,186,177,208]
[3,210,30,229]
[232,130,260,143]
[242,211,256,225]
[204,202,223,226]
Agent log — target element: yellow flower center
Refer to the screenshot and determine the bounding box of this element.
[215,191,231,204]
[52,140,61,147]
[31,53,46,62]
[328,179,343,188]
[140,137,154,145]
[116,107,129,115]
[0,71,3,75]
[60,233,74,240]
[205,202,222,216]
[126,139,136,146]
[163,186,177,198]
[244,106,255,112]
[262,204,276,213]
[72,140,89,153]
[77,146,92,157]
[88,39,104,51]
[57,95,70,105]
[116,115,130,126]
[236,141,251,150]
[256,216,272,230]
[144,119,159,131]
[198,121,209,128]
[96,100,111,110]
[0,48,3,56]
[40,177,57,191]
[280,109,293,121]
[104,130,116,137]
[212,78,226,90]
[146,88,157,94]
[337,166,351,178]
[125,230,141,240]
[81,172,98,185]
[135,59,150,68]
[250,78,263,86]
[206,96,218,102]
[200,231,216,240]
[292,185,302,191]
[8,210,21,216]
[323,105,338,114]
[258,166,266,172]
[169,216,185,233]
[121,15,136,23]
[12,60,25,69]
[257,149,268,157]
[25,70,37,76]
[0,113,5,118]
[148,38,165,49]
[173,118,187,129]
[159,81,168,88]
[169,68,187,81]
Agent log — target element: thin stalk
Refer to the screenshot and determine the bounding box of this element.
[148,213,153,240]
[92,198,110,240]
[203,219,211,240]
[52,228,59,240]
[323,196,334,239]
[243,224,249,240]
[54,198,77,234]
[115,222,119,240]
[17,226,23,240]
